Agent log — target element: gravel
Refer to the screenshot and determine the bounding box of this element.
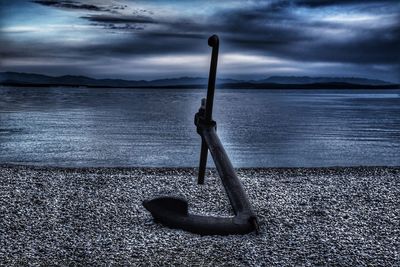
[0,164,399,266]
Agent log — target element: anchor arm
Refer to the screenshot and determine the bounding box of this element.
[199,122,255,217]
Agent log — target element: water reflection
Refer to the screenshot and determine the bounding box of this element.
[0,87,399,167]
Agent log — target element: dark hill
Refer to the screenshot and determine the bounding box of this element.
[1,72,398,89]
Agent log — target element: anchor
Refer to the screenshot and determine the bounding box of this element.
[143,35,259,235]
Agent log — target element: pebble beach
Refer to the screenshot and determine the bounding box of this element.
[0,164,399,266]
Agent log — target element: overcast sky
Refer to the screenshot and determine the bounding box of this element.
[0,0,399,82]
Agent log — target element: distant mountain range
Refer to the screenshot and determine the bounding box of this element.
[252,76,392,85]
[0,72,398,89]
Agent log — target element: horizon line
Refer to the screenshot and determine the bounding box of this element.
[1,71,395,84]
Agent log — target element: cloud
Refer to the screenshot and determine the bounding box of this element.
[19,0,400,64]
[210,1,400,66]
[1,0,399,82]
[81,15,157,24]
[32,0,110,11]
[294,0,399,7]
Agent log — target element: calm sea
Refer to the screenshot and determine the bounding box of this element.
[0,87,399,167]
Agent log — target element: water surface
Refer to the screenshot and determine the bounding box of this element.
[1,87,399,167]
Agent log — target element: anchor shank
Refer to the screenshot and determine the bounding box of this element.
[205,34,219,123]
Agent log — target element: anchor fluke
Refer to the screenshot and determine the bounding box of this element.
[143,197,256,236]
[143,197,188,218]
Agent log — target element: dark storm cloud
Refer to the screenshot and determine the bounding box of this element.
[73,2,300,52]
[286,27,400,64]
[140,32,205,40]
[215,4,310,45]
[2,0,399,81]
[213,2,400,65]
[81,15,157,24]
[0,30,205,61]
[32,0,109,11]
[9,0,400,66]
[106,1,399,64]
[294,0,399,7]
[17,0,400,63]
[80,34,207,56]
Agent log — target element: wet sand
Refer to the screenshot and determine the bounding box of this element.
[0,165,399,266]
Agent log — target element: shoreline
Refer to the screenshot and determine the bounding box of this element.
[2,162,400,171]
[1,165,399,266]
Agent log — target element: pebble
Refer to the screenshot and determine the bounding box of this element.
[0,165,399,266]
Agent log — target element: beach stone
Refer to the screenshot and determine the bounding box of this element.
[0,165,399,266]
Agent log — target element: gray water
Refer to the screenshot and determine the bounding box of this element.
[0,87,399,167]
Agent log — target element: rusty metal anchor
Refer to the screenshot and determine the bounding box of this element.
[143,35,259,235]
